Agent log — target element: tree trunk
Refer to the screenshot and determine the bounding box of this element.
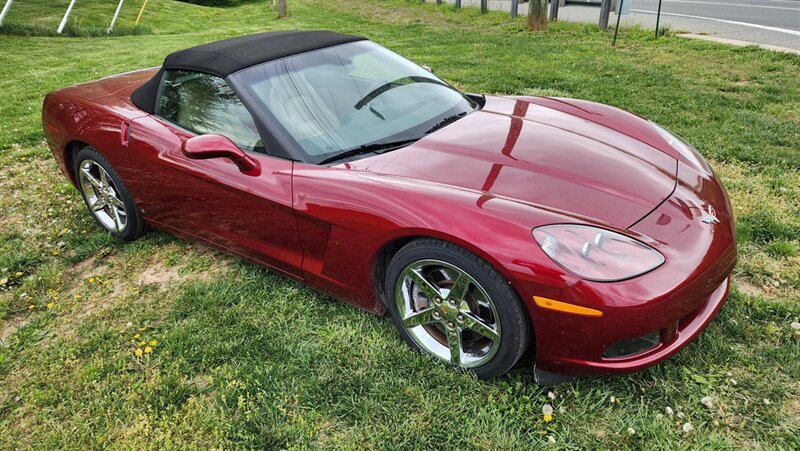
[277,0,288,18]
[527,0,548,30]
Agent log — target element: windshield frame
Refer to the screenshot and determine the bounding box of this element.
[227,41,479,165]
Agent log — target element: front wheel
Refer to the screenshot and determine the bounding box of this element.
[385,239,531,378]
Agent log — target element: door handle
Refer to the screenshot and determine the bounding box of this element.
[120,121,131,145]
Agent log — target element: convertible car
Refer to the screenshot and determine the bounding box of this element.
[43,31,736,383]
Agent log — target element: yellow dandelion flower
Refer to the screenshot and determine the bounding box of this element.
[46,302,54,309]
[28,304,35,310]
[542,404,553,422]
[144,346,153,353]
[134,348,143,357]
[74,294,81,300]
[133,333,141,340]
[139,340,147,346]
[15,272,23,277]
[88,277,95,283]
[149,340,158,347]
[103,281,110,286]
[52,250,60,256]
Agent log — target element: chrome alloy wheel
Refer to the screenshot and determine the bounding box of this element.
[395,259,501,368]
[78,159,128,233]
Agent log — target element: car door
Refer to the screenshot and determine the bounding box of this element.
[124,70,303,280]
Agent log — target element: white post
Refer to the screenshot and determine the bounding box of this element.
[108,0,124,34]
[0,0,14,27]
[57,0,77,34]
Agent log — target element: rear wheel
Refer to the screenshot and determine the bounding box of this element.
[385,239,530,378]
[73,146,145,241]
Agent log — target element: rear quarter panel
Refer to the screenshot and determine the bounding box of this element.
[42,70,155,184]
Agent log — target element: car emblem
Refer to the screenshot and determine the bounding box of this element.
[701,205,719,224]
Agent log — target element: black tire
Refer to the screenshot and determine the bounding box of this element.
[385,238,531,379]
[73,146,146,241]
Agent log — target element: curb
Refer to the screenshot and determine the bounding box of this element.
[676,33,800,55]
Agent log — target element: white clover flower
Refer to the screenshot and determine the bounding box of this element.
[701,396,714,408]
[763,398,771,405]
[682,422,694,433]
[548,391,556,400]
[610,396,616,404]
[627,427,636,435]
[729,378,737,386]
[665,406,674,416]
[677,412,685,419]
[791,321,800,331]
[656,413,664,420]
[547,435,556,445]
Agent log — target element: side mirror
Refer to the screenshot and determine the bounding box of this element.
[182,134,260,176]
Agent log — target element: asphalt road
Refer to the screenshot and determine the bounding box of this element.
[452,0,799,51]
[630,0,799,34]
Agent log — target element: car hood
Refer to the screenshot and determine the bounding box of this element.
[343,95,678,228]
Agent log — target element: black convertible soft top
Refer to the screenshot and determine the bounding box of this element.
[131,30,365,113]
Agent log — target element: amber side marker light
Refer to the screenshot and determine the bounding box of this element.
[533,296,604,317]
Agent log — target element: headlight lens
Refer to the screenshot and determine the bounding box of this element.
[650,121,712,175]
[533,225,665,282]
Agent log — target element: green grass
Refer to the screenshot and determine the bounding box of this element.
[1,0,799,448]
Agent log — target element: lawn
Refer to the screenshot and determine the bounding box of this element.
[0,0,798,448]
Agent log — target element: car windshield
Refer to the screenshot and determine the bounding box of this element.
[231,41,478,164]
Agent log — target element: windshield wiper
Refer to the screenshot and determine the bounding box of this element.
[424,111,468,134]
[318,138,419,165]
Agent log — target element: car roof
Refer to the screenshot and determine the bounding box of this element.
[163,30,364,79]
[131,30,365,114]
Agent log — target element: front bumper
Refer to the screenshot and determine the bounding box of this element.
[519,162,737,377]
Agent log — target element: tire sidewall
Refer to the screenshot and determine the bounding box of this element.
[385,240,529,379]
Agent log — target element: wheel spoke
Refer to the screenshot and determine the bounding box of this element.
[80,167,102,190]
[109,205,121,231]
[446,326,462,365]
[99,169,109,189]
[91,199,107,211]
[402,307,438,328]
[404,267,441,300]
[109,195,125,209]
[447,272,471,302]
[461,312,499,341]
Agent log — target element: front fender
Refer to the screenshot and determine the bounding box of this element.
[292,164,581,313]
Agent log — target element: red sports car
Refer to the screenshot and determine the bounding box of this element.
[43,31,736,383]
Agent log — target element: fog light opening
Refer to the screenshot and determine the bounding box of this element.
[603,331,661,359]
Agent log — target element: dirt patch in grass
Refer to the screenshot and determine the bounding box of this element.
[137,260,185,286]
[0,316,29,342]
[734,277,767,298]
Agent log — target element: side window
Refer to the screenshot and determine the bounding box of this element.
[157,70,263,152]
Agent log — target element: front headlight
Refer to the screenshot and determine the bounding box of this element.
[650,121,712,175]
[533,225,665,282]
